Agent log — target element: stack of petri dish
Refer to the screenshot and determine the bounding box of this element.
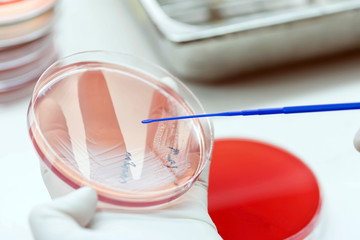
[0,0,58,95]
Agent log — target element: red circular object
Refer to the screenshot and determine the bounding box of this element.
[208,139,321,240]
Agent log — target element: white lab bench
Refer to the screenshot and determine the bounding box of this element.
[1,0,360,239]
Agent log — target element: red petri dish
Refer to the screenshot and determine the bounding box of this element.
[208,139,321,240]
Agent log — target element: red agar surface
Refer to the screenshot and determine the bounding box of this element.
[208,139,321,240]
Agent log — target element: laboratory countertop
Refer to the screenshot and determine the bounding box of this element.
[1,0,360,239]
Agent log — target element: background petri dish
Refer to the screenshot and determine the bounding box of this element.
[208,139,322,240]
[0,34,53,71]
[0,0,56,25]
[0,9,55,49]
[0,40,57,92]
[0,0,57,93]
[27,51,213,208]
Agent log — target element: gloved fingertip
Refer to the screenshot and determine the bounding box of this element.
[64,187,98,227]
[354,129,360,152]
[29,188,98,240]
[46,186,98,227]
[75,187,98,202]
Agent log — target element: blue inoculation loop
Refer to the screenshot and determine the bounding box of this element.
[141,102,360,124]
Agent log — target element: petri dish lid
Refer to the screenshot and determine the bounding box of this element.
[208,139,322,240]
[0,34,53,71]
[0,41,56,92]
[0,9,54,49]
[0,0,56,25]
[28,51,214,208]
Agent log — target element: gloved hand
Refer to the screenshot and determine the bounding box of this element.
[29,69,222,240]
[29,165,221,240]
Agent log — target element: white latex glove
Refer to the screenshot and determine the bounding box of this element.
[354,130,360,152]
[30,163,221,240]
[29,70,222,240]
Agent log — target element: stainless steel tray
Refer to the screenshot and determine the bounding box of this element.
[131,0,360,81]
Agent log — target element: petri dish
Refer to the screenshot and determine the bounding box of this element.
[0,9,55,48]
[27,51,213,208]
[0,0,56,25]
[208,139,322,240]
[0,38,56,92]
[0,34,53,71]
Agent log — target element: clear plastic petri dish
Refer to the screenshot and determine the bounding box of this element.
[27,51,213,208]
